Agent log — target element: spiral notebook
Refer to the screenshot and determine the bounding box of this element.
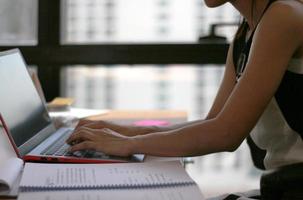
[18,161,204,200]
[20,161,195,191]
[18,186,204,200]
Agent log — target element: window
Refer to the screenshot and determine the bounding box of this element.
[62,65,223,119]
[61,0,239,43]
[0,0,37,45]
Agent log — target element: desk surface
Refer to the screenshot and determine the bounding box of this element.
[0,109,187,200]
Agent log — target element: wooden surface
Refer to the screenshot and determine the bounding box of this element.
[86,109,188,125]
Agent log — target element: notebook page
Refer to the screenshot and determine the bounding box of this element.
[0,157,23,193]
[18,185,204,200]
[20,161,195,189]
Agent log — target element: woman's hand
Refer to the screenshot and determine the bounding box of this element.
[66,126,135,157]
[73,119,160,137]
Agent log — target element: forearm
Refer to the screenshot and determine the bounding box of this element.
[130,118,236,157]
[127,119,207,137]
[134,110,217,135]
[160,119,206,131]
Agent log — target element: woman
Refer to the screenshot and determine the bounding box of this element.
[67,0,303,198]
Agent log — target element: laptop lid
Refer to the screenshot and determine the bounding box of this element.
[0,49,56,157]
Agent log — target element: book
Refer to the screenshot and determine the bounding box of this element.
[18,161,204,200]
[0,157,23,197]
[47,97,74,111]
[0,117,24,197]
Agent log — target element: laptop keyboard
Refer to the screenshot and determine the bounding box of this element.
[41,129,72,156]
[41,129,110,159]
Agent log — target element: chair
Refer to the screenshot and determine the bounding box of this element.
[260,163,303,200]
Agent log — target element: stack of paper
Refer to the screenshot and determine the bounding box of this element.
[18,161,204,200]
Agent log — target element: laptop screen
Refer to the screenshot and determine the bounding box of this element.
[0,50,52,147]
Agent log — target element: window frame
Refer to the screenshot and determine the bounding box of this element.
[0,0,228,101]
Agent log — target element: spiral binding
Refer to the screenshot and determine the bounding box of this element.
[20,181,196,192]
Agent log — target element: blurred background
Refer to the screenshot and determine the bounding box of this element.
[0,0,261,198]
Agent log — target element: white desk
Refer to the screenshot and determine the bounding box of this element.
[0,109,188,200]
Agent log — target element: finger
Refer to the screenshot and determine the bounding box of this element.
[82,121,104,129]
[66,129,95,144]
[75,121,105,131]
[69,141,95,152]
[75,119,92,129]
[70,125,95,138]
[101,128,125,138]
[73,125,93,133]
[67,131,92,145]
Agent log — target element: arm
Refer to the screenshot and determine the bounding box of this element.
[72,42,237,136]
[150,41,238,130]
[66,41,239,155]
[68,3,302,157]
[129,3,302,157]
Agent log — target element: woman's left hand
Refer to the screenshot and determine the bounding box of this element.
[66,126,135,157]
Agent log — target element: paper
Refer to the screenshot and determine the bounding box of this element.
[20,161,194,189]
[18,185,204,200]
[0,157,23,196]
[19,161,204,200]
[0,127,18,162]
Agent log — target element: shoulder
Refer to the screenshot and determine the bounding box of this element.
[257,0,303,44]
[264,0,303,25]
[269,0,303,12]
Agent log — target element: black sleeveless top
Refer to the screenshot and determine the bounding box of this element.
[233,0,303,170]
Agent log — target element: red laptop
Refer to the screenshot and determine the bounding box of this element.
[0,49,144,163]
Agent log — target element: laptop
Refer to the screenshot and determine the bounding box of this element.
[0,49,144,163]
